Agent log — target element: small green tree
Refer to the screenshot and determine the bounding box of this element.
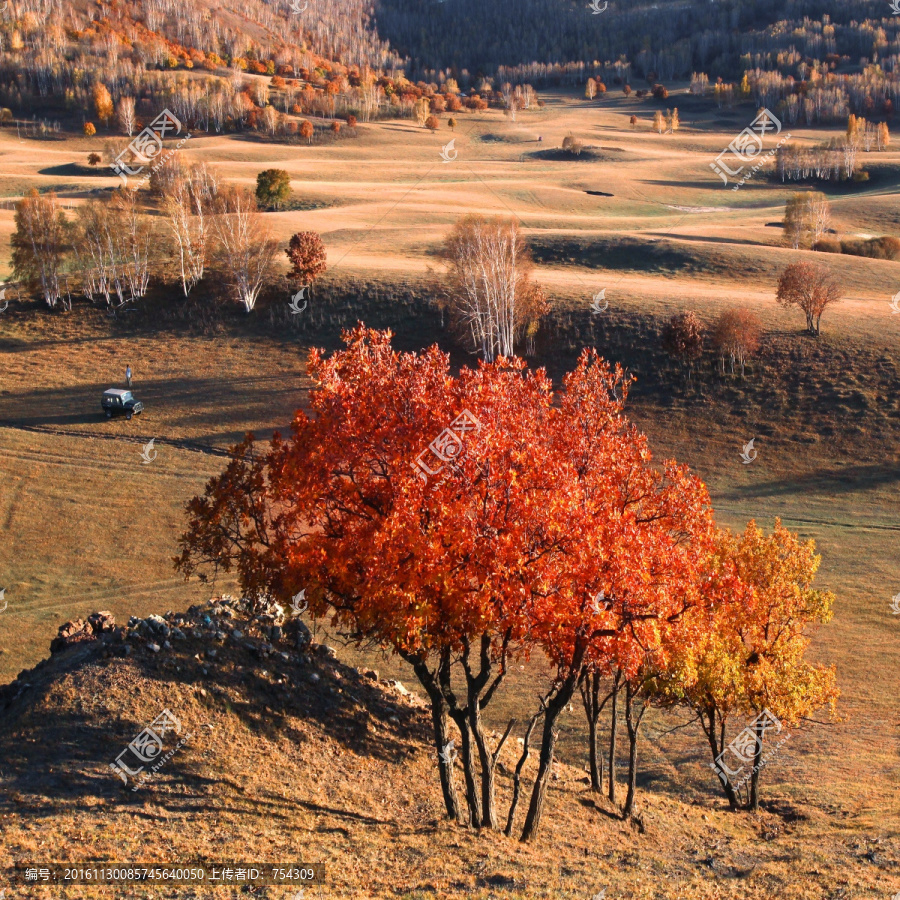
[255,168,291,210]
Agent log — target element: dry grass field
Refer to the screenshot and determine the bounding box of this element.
[1,86,899,898]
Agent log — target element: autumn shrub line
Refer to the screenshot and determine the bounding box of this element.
[7,159,332,314]
[175,326,838,843]
[813,235,900,260]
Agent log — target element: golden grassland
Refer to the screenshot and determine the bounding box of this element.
[0,86,899,898]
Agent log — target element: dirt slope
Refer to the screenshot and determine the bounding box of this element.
[1,597,898,899]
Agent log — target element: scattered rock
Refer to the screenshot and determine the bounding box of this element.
[87,611,116,633]
[50,612,116,653]
[147,643,161,653]
[49,619,89,653]
[479,874,520,888]
[359,668,379,681]
[316,644,337,660]
[283,618,311,649]
[387,679,409,696]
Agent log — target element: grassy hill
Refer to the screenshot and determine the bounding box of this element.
[2,596,898,899]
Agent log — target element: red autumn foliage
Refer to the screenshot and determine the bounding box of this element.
[176,328,715,841]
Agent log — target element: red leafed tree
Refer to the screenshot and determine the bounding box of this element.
[285,231,327,288]
[776,261,841,335]
[662,311,705,377]
[176,328,714,842]
[712,308,761,377]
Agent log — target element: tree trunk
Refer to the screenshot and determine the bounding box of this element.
[505,712,541,836]
[431,693,462,822]
[622,680,647,819]
[702,707,739,810]
[748,719,765,812]
[451,709,482,827]
[461,633,507,830]
[469,692,497,829]
[579,670,604,792]
[608,669,622,804]
[520,661,583,842]
[405,652,462,823]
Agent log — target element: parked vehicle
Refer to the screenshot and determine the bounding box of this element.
[102,388,144,420]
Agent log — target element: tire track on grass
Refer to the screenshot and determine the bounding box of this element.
[0,421,233,459]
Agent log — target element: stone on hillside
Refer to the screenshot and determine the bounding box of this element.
[87,611,116,633]
[49,618,96,653]
[283,618,311,649]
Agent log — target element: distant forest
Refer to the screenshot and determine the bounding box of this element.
[1,0,899,136]
[375,0,900,83]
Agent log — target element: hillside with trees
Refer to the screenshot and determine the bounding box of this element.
[3,0,900,134]
[375,0,900,85]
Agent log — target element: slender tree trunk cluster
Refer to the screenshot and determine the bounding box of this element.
[11,162,280,313]
[442,216,547,363]
[401,636,585,842]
